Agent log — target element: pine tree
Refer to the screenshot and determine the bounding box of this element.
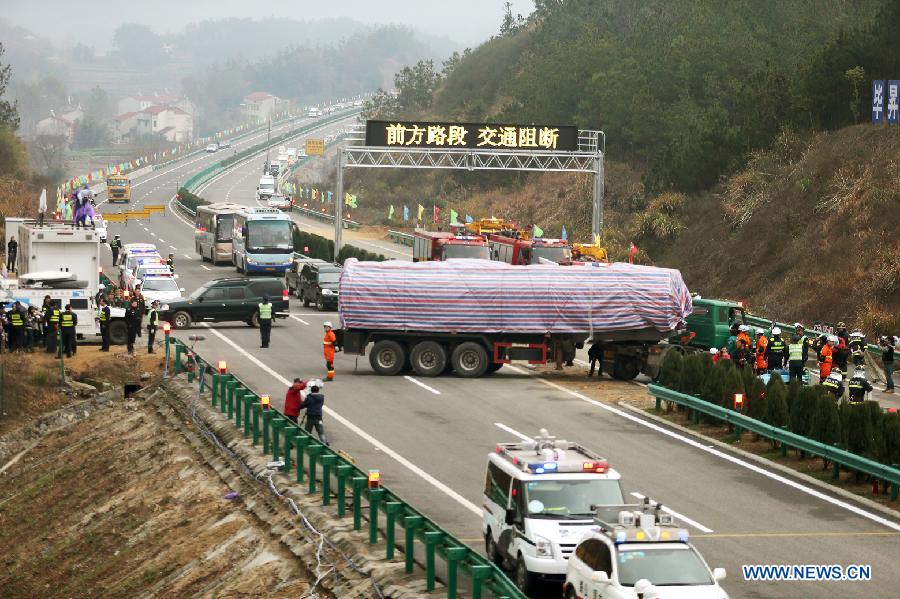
[882,411,900,466]
[845,402,872,456]
[810,395,841,446]
[765,376,790,428]
[658,350,684,391]
[681,354,705,395]
[747,376,768,422]
[722,367,745,411]
[864,401,884,461]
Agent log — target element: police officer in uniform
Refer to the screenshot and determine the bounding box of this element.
[256,295,272,348]
[787,334,806,382]
[146,300,159,353]
[44,301,61,354]
[110,234,122,266]
[766,327,788,372]
[124,299,141,355]
[7,301,25,351]
[97,297,111,352]
[847,368,873,404]
[60,304,78,358]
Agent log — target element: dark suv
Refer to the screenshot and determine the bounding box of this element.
[285,257,328,298]
[299,263,342,311]
[160,277,288,328]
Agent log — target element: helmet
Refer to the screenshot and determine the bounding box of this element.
[854,367,865,377]
[794,322,804,329]
[709,347,719,354]
[323,321,333,328]
[739,325,749,332]
[634,579,653,594]
[772,327,781,335]
[828,335,838,344]
[262,295,269,302]
[830,372,843,382]
[838,322,846,328]
[114,234,120,238]
[851,330,863,338]
[756,328,764,335]
[791,334,801,342]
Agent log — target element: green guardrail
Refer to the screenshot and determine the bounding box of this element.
[166,336,524,599]
[647,383,900,500]
[291,204,360,230]
[388,230,414,246]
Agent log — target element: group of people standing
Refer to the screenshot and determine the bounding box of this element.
[1,298,78,357]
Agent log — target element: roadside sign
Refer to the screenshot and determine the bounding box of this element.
[305,138,325,156]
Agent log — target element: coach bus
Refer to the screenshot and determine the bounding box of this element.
[195,203,244,265]
[232,207,295,274]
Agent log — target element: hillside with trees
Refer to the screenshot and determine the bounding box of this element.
[353,0,899,332]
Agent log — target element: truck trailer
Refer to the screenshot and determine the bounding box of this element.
[338,259,693,378]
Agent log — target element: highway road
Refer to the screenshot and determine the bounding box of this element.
[99,119,900,599]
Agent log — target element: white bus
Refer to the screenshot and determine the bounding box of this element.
[195,203,245,265]
[232,207,295,274]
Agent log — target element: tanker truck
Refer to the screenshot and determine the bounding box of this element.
[337,259,694,378]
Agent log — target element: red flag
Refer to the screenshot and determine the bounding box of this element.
[629,242,638,264]
[433,205,440,223]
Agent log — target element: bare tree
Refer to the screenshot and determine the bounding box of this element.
[30,134,67,178]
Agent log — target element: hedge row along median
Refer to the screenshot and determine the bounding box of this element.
[656,351,900,478]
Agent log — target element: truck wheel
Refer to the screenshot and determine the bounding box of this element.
[369,340,406,376]
[302,294,311,307]
[612,356,640,380]
[235,256,242,273]
[108,321,128,345]
[451,342,489,378]
[249,313,259,327]
[515,554,535,596]
[410,341,448,377]
[172,311,192,329]
[316,296,325,311]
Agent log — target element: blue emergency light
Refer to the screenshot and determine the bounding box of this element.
[528,462,558,474]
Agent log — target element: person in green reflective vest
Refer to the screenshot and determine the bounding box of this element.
[257,296,273,348]
[97,297,111,352]
[59,304,78,358]
[146,300,159,353]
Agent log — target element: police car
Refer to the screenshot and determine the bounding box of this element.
[130,266,183,302]
[121,253,165,289]
[483,429,625,594]
[563,500,728,599]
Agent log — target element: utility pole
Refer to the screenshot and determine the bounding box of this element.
[265,118,271,171]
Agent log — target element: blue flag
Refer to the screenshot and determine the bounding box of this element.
[403,205,409,221]
[561,225,567,241]
[327,191,333,203]
[465,215,473,223]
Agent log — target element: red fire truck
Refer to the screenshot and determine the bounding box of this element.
[487,234,573,265]
[412,230,491,261]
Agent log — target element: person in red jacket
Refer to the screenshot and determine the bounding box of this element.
[284,378,306,423]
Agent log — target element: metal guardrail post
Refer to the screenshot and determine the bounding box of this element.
[242,393,252,437]
[198,364,206,392]
[174,344,184,373]
[307,444,325,493]
[832,444,841,479]
[404,515,424,573]
[445,546,468,598]
[262,411,272,454]
[272,418,286,460]
[368,488,386,544]
[226,383,235,420]
[283,429,299,472]
[320,455,337,505]
[211,373,220,407]
[384,501,404,559]
[780,426,789,456]
[469,565,492,599]
[351,477,367,530]
[295,435,311,483]
[423,531,444,591]
[335,464,352,517]
[252,405,261,446]
[219,374,229,411]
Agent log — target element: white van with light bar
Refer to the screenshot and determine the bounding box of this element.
[563,499,728,599]
[483,429,624,594]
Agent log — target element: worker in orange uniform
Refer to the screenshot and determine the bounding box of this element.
[818,335,835,380]
[323,321,336,381]
[754,329,768,374]
[737,325,752,351]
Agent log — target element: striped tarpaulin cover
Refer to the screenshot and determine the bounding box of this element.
[338,259,693,335]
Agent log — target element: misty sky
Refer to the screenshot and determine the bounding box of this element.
[3,0,536,49]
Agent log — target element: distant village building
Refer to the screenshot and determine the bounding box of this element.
[242,92,286,122]
[35,107,84,143]
[111,93,194,143]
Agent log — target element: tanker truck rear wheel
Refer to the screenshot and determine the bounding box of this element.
[612,356,640,380]
[108,321,128,345]
[370,340,406,376]
[410,341,448,377]
[451,342,489,378]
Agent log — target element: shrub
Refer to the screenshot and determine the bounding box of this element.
[681,354,706,396]
[791,386,819,437]
[658,350,684,391]
[721,367,745,410]
[882,411,900,467]
[864,401,884,461]
[810,394,841,446]
[746,376,767,421]
[844,401,872,456]
[701,360,727,405]
[176,187,208,213]
[764,376,790,428]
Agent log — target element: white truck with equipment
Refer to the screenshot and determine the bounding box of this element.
[483,429,625,594]
[1,220,128,344]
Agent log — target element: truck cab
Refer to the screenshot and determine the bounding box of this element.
[413,230,491,261]
[488,234,573,265]
[483,429,624,595]
[673,297,746,351]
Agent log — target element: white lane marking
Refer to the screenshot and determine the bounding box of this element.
[158,238,165,242]
[200,325,480,516]
[182,254,192,260]
[142,226,148,231]
[493,422,532,442]
[149,232,156,237]
[630,492,714,534]
[504,365,900,532]
[403,375,441,395]
[289,315,309,326]
[169,245,177,250]
[201,265,211,271]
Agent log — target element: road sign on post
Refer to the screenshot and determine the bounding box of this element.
[305,139,325,156]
